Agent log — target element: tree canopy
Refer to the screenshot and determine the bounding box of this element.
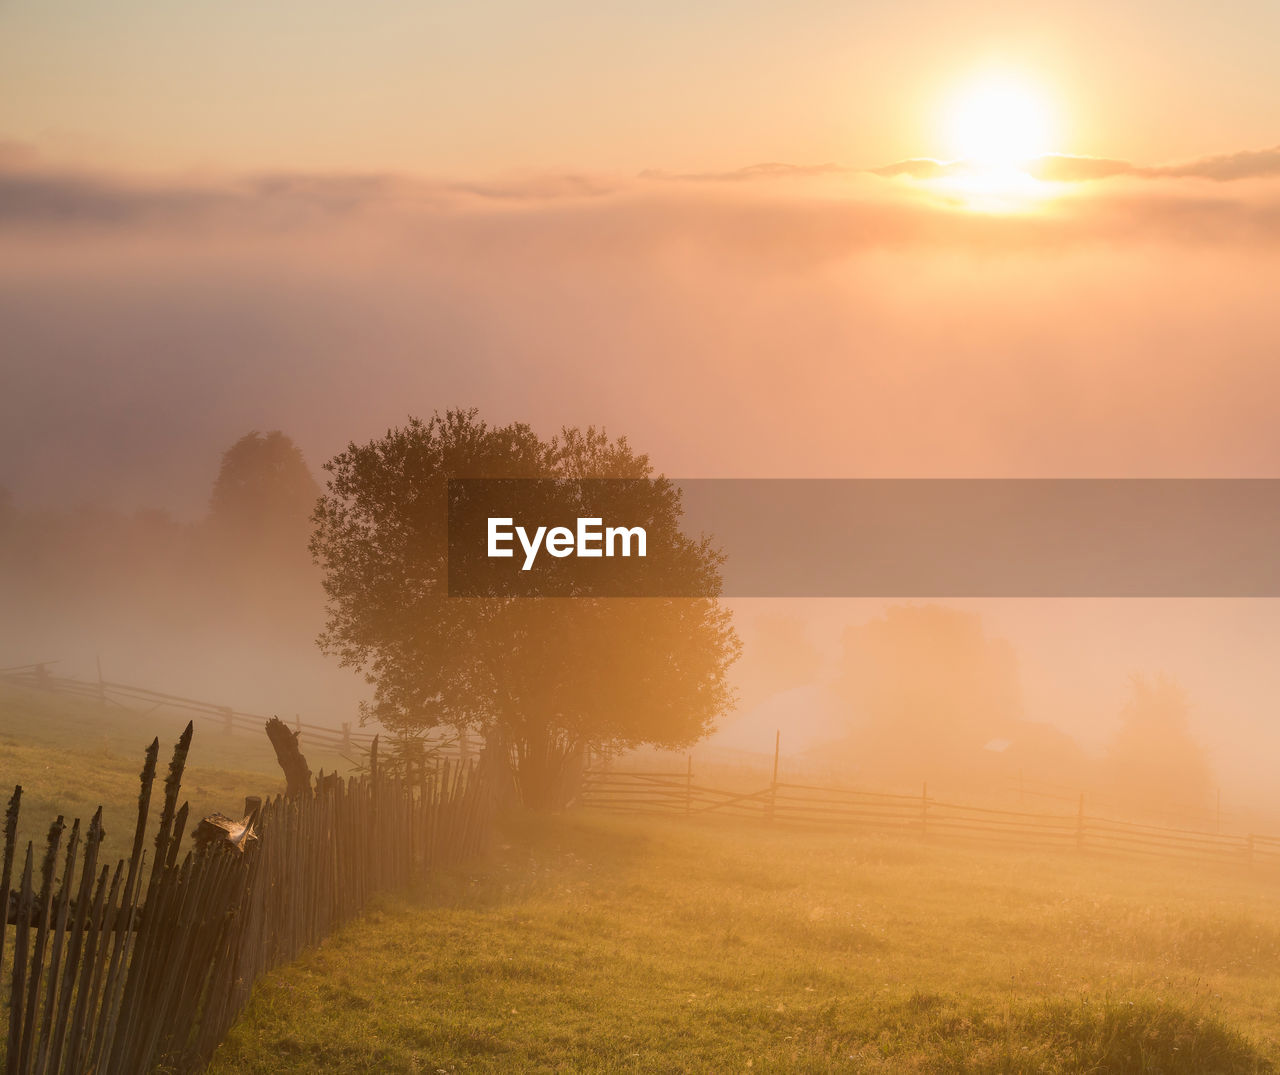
[309,410,740,808]
[209,430,321,550]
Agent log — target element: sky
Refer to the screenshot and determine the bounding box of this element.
[4,1,1280,804]
[4,0,1280,521]
[3,1,1279,175]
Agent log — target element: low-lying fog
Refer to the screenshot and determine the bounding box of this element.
[3,155,1279,823]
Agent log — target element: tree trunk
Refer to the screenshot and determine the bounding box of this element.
[265,716,312,797]
[513,726,583,811]
[479,727,520,810]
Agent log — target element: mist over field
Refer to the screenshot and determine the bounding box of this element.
[4,157,1280,513]
[4,154,1280,814]
[9,2,1280,1068]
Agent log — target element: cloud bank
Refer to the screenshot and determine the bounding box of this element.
[3,139,1280,524]
[874,145,1280,185]
[4,142,1280,794]
[4,143,1280,255]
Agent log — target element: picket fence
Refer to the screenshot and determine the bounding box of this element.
[1,723,490,1073]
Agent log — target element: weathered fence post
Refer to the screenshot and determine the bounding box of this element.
[266,717,313,798]
[0,785,20,990]
[20,815,65,1072]
[7,844,34,1064]
[0,723,493,1074]
[220,706,234,736]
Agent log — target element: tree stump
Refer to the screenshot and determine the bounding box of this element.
[265,716,312,797]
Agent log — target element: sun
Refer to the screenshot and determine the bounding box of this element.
[945,75,1053,168]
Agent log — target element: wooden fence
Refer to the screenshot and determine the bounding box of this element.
[0,665,386,757]
[579,768,1280,870]
[618,740,1242,836]
[1,723,490,1073]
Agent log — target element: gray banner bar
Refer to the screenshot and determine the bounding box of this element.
[447,479,1280,597]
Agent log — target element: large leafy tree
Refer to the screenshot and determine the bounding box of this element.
[310,409,740,808]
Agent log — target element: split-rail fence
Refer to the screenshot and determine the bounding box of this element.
[0,664,378,757]
[579,765,1280,871]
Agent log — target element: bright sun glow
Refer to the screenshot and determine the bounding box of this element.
[946,76,1053,168]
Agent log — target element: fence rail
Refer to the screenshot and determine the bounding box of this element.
[636,740,1239,835]
[579,769,1280,870]
[0,667,389,757]
[1,725,491,1073]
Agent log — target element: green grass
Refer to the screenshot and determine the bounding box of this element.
[208,812,1280,1073]
[0,682,354,862]
[5,689,1277,1072]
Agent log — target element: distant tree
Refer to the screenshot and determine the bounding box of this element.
[209,431,321,551]
[1104,674,1212,809]
[310,409,741,809]
[833,604,1024,788]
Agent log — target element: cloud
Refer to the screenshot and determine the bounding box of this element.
[5,145,1280,800]
[1147,145,1280,182]
[0,170,237,226]
[871,158,957,180]
[5,138,1280,254]
[5,147,1280,279]
[0,164,623,230]
[3,138,1280,545]
[871,154,1137,183]
[876,145,1280,185]
[1025,155,1134,182]
[641,162,849,182]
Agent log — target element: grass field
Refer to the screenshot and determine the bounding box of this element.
[208,811,1280,1073]
[4,685,1279,1072]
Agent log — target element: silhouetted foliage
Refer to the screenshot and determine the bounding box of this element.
[0,436,351,720]
[209,430,321,551]
[310,409,741,809]
[203,429,324,617]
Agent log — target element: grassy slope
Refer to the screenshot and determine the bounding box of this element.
[0,682,354,862]
[210,812,1280,1074]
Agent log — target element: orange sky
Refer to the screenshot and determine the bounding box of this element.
[4,0,1280,804]
[2,1,1278,174]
